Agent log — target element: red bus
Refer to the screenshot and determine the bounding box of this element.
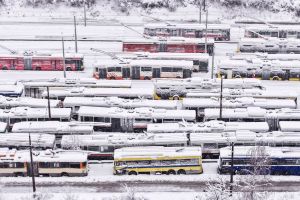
[122,37,215,55]
[0,53,84,71]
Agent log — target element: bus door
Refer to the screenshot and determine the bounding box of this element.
[183,69,192,78]
[99,68,107,79]
[121,118,134,132]
[122,67,130,79]
[159,42,167,52]
[152,68,161,78]
[24,57,32,70]
[262,69,271,80]
[111,118,121,132]
[51,60,56,70]
[226,69,232,79]
[131,66,140,79]
[26,162,39,176]
[266,117,277,131]
[279,31,287,38]
[284,70,290,80]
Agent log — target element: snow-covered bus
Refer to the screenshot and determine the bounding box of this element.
[144,23,231,41]
[23,78,132,98]
[117,52,210,72]
[0,107,72,128]
[0,95,60,109]
[218,146,300,175]
[63,96,179,115]
[93,59,193,80]
[114,146,203,175]
[61,133,188,160]
[0,133,55,149]
[244,25,300,39]
[0,148,88,177]
[238,38,300,54]
[41,87,154,100]
[77,106,196,132]
[204,107,300,130]
[183,97,296,120]
[123,37,215,55]
[147,121,269,133]
[0,83,23,97]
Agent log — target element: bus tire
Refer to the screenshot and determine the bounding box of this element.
[234,75,241,78]
[128,171,137,175]
[110,76,116,80]
[144,76,150,80]
[2,66,7,70]
[177,169,186,175]
[176,76,181,79]
[272,76,280,81]
[61,172,69,177]
[36,67,41,71]
[172,95,179,100]
[66,67,72,71]
[167,170,176,175]
[14,172,24,177]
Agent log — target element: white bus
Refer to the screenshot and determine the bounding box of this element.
[0,122,7,133]
[244,25,300,39]
[77,106,196,132]
[23,78,132,98]
[63,96,179,116]
[238,38,300,54]
[61,133,188,160]
[114,146,203,175]
[183,97,296,120]
[117,52,210,72]
[0,83,24,97]
[0,95,60,109]
[147,121,269,133]
[41,87,154,100]
[0,148,88,177]
[93,59,193,80]
[204,107,300,130]
[144,23,231,41]
[0,133,55,149]
[0,107,72,128]
[278,121,300,132]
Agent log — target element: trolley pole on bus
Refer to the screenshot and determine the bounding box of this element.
[219,75,223,120]
[74,16,78,53]
[62,36,66,78]
[229,142,234,196]
[204,9,208,53]
[29,132,36,197]
[47,86,51,120]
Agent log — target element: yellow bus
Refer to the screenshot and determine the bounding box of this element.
[114,146,203,175]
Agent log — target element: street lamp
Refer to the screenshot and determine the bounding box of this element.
[219,75,224,120]
[28,131,36,197]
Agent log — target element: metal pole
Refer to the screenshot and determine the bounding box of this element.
[84,2,87,27]
[62,36,66,78]
[29,133,36,196]
[203,0,206,11]
[47,86,51,119]
[219,75,223,120]
[230,142,234,196]
[74,16,78,53]
[199,0,202,24]
[204,9,208,53]
[211,45,215,79]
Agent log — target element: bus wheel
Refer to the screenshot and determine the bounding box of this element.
[2,67,7,70]
[144,76,150,80]
[272,76,280,81]
[234,75,241,78]
[128,171,137,175]
[61,172,69,177]
[167,170,176,175]
[14,172,24,177]
[66,67,72,71]
[177,169,186,175]
[36,67,41,71]
[172,95,179,100]
[110,76,116,80]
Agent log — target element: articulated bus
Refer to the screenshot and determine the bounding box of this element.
[244,25,300,39]
[114,146,203,175]
[144,23,230,41]
[77,106,195,132]
[204,107,300,131]
[218,146,300,175]
[238,38,300,54]
[0,148,88,177]
[117,52,210,72]
[93,59,193,80]
[123,37,215,55]
[0,53,84,71]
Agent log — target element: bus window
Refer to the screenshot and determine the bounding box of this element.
[172,67,182,72]
[141,67,152,71]
[108,67,115,72]
[116,67,122,72]
[161,67,172,72]
[69,163,81,168]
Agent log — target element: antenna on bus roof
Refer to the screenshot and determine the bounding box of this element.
[0,44,18,54]
[90,48,126,63]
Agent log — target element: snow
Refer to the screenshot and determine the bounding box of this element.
[0,95,60,108]
[0,133,55,148]
[279,121,300,132]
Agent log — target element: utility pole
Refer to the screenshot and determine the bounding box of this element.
[229,142,234,196]
[84,1,87,27]
[219,75,223,119]
[29,132,36,197]
[62,36,66,78]
[199,0,202,24]
[74,16,78,53]
[211,45,215,79]
[47,86,51,119]
[204,9,208,53]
